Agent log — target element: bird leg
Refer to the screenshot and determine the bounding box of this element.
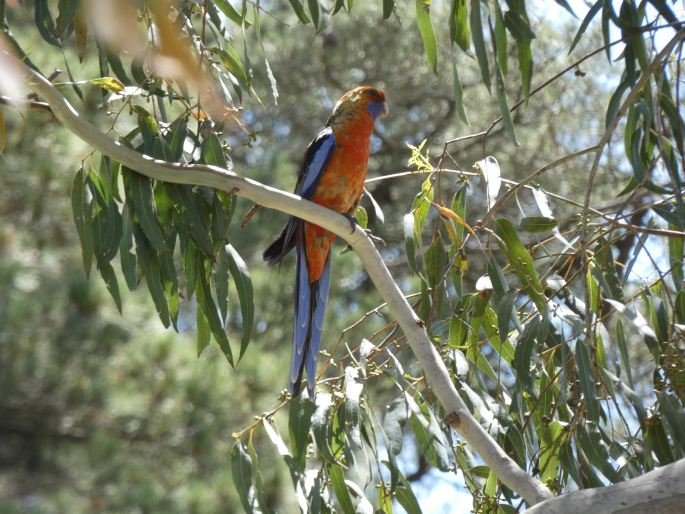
[340,212,386,251]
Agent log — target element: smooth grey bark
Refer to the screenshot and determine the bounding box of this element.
[526,458,685,514]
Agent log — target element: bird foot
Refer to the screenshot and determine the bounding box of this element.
[342,213,357,234]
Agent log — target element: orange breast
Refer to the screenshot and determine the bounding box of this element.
[304,115,374,282]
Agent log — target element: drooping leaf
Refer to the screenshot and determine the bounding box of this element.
[569,0,602,54]
[201,132,229,169]
[215,0,252,27]
[99,262,122,314]
[307,0,320,29]
[231,442,255,514]
[415,0,438,74]
[71,167,94,277]
[197,262,233,365]
[287,0,311,24]
[575,340,599,423]
[226,244,254,359]
[289,395,316,472]
[452,55,470,125]
[383,0,394,19]
[494,218,545,311]
[449,0,469,52]
[125,170,167,252]
[469,0,490,91]
[311,393,337,464]
[328,464,355,514]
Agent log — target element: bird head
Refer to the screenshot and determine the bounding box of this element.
[327,86,388,127]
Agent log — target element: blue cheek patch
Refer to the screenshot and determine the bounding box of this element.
[368,101,386,119]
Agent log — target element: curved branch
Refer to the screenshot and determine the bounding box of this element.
[23,68,554,506]
[526,458,685,514]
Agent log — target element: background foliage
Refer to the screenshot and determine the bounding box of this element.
[1,0,684,512]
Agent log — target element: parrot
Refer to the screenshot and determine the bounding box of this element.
[263,86,388,398]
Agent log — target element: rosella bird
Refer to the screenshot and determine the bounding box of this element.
[263,86,388,398]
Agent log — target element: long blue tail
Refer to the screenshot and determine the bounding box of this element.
[291,234,331,399]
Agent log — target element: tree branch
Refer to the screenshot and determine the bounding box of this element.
[526,458,685,514]
[22,68,554,506]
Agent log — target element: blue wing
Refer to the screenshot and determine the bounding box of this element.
[290,229,332,398]
[263,128,335,266]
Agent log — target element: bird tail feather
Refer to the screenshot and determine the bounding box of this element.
[290,235,331,398]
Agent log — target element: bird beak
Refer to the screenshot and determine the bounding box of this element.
[381,101,389,118]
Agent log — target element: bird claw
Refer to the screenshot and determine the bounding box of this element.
[364,230,386,246]
[342,213,357,234]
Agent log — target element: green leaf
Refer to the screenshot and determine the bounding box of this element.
[494,219,544,311]
[424,234,448,290]
[614,319,633,388]
[89,174,123,268]
[89,76,125,93]
[415,0,438,74]
[99,263,122,314]
[344,367,363,428]
[403,214,420,275]
[328,464,355,514]
[554,0,575,17]
[196,302,211,356]
[197,262,233,365]
[494,4,507,76]
[452,56,470,125]
[496,290,516,346]
[231,442,254,514]
[659,391,685,456]
[132,221,169,327]
[225,244,254,359]
[215,0,251,27]
[469,0,490,91]
[449,0,469,52]
[539,421,565,484]
[645,415,675,465]
[520,216,558,232]
[484,469,497,498]
[383,397,408,456]
[383,0,394,19]
[312,393,337,464]
[215,46,251,91]
[577,423,619,483]
[575,340,599,423]
[412,176,434,242]
[201,133,228,169]
[125,170,167,252]
[289,395,316,472]
[307,0,320,29]
[354,205,368,230]
[513,318,537,389]
[165,117,188,161]
[395,472,423,514]
[215,245,230,323]
[449,298,470,348]
[407,396,449,471]
[516,35,533,100]
[493,50,518,145]
[287,0,310,24]
[569,0,602,54]
[35,0,61,46]
[164,184,215,258]
[55,0,80,38]
[71,167,94,277]
[119,208,137,290]
[503,9,535,40]
[246,443,273,514]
